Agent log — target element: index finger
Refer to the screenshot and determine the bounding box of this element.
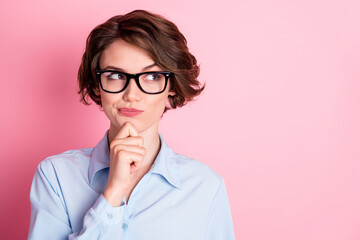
[116,122,139,139]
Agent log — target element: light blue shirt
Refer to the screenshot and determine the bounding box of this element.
[28,131,235,239]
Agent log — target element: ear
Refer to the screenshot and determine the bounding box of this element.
[168,91,176,96]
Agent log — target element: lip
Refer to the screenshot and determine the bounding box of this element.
[118,107,144,117]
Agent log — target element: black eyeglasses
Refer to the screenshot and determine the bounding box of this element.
[95,70,174,94]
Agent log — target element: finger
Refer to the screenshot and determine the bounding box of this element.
[110,136,144,148]
[112,144,146,156]
[113,150,144,166]
[116,122,139,139]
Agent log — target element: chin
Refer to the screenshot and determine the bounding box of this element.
[113,118,148,133]
[111,111,161,134]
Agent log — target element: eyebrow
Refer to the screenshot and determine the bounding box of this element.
[104,63,158,72]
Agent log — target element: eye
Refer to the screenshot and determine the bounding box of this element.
[104,72,126,80]
[144,73,162,81]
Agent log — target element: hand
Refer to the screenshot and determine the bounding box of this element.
[103,122,146,206]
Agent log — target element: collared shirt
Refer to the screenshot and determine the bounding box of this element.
[28,131,235,240]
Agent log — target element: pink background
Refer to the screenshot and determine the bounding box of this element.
[1,0,360,239]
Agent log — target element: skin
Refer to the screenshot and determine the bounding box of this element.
[99,39,176,206]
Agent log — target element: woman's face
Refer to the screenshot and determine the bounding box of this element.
[99,39,175,134]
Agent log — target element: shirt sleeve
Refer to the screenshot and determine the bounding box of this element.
[28,160,125,240]
[204,178,236,240]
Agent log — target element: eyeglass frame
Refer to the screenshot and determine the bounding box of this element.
[95,70,174,94]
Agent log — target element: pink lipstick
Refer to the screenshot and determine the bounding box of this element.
[118,108,144,117]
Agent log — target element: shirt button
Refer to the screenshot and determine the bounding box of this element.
[106,213,113,219]
[122,223,128,231]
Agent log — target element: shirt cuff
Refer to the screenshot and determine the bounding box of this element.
[92,194,125,225]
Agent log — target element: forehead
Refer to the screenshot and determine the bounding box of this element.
[99,39,156,72]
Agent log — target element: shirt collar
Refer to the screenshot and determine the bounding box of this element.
[149,134,182,189]
[88,130,110,186]
[88,130,182,189]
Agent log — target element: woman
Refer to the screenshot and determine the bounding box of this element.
[28,10,235,240]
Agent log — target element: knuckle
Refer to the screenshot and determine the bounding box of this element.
[112,144,121,152]
[110,140,125,151]
[120,149,128,155]
[109,141,116,150]
[116,149,126,158]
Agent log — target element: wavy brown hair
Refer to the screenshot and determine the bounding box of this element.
[78,10,204,112]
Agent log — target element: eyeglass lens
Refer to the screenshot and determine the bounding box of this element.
[100,72,167,93]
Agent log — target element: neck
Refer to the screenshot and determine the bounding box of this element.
[107,123,161,168]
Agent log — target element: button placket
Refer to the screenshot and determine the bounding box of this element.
[122,223,128,231]
[106,212,113,219]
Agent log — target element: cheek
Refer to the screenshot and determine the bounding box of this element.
[147,96,168,115]
[100,92,117,114]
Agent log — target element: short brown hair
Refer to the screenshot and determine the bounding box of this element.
[78,10,204,112]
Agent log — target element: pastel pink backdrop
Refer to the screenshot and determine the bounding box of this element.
[1,0,360,239]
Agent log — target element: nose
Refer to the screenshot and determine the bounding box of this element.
[122,78,142,102]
